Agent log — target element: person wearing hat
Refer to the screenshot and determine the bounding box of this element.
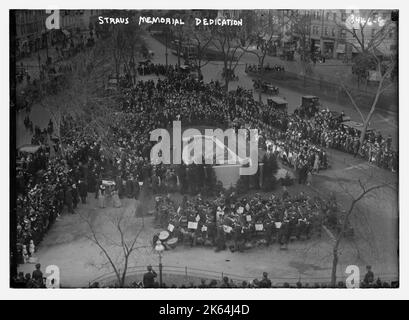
[65,186,74,214]
[78,179,88,204]
[125,175,133,199]
[98,184,106,209]
[143,265,157,288]
[259,272,272,288]
[364,265,375,286]
[32,263,44,287]
[71,183,79,209]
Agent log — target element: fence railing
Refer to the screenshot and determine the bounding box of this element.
[89,264,398,288]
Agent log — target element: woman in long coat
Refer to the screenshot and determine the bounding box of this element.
[112,187,122,208]
[98,185,106,208]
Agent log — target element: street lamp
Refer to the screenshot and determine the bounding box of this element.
[155,240,165,287]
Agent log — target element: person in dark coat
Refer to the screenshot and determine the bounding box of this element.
[132,178,140,199]
[65,186,74,214]
[71,184,79,209]
[125,176,133,198]
[214,227,226,252]
[259,272,272,288]
[364,265,375,286]
[143,265,157,288]
[32,263,44,287]
[78,179,88,204]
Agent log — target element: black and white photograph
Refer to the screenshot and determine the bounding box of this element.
[4,1,408,300]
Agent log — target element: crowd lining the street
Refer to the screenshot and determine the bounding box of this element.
[15,63,397,264]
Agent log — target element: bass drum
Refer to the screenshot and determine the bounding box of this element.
[166,237,178,249]
[159,230,170,242]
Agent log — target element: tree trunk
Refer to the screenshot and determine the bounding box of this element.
[331,243,340,287]
[258,56,265,103]
[359,119,369,148]
[54,115,65,157]
[120,256,129,288]
[224,60,229,92]
[197,60,202,78]
[258,67,263,103]
[177,41,181,67]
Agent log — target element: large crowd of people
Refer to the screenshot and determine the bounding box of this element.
[15,63,397,266]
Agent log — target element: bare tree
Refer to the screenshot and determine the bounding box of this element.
[241,10,292,101]
[286,10,314,79]
[340,55,396,147]
[330,179,386,287]
[336,10,395,55]
[190,29,214,78]
[336,10,396,86]
[108,23,145,86]
[331,10,397,147]
[212,23,251,92]
[81,208,147,287]
[38,40,117,156]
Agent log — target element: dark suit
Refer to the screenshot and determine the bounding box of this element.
[143,270,157,288]
[78,181,88,204]
[32,269,44,287]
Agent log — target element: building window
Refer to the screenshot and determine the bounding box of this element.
[325,27,328,36]
[340,29,347,38]
[332,28,336,37]
[341,13,347,22]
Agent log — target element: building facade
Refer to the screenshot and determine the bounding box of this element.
[305,9,396,60]
[14,9,105,59]
[273,9,397,60]
[15,10,48,57]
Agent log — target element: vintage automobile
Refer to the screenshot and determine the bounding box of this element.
[253,80,279,95]
[267,97,288,112]
[296,95,321,118]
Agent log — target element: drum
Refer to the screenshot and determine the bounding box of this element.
[166,237,178,249]
[159,231,170,242]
